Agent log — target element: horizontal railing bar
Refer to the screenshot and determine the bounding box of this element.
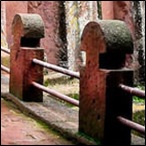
[117,116,145,135]
[32,58,80,79]
[1,65,10,73]
[32,81,79,107]
[119,84,145,99]
[1,46,10,54]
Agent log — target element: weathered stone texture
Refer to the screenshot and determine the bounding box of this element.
[28,1,61,65]
[2,1,145,82]
[101,1,114,19]
[101,1,145,85]
[65,1,98,71]
[79,21,133,144]
[132,1,145,84]
[13,14,44,38]
[98,20,133,53]
[114,1,135,38]
[10,14,44,101]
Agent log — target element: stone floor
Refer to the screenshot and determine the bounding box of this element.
[1,98,77,145]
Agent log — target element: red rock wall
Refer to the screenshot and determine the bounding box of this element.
[102,1,135,39]
[6,1,28,47]
[113,1,137,70]
[28,1,61,65]
[101,1,114,19]
[113,1,135,40]
[3,1,145,81]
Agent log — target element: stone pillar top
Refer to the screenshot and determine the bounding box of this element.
[98,20,133,53]
[80,20,133,69]
[81,20,133,54]
[12,13,45,38]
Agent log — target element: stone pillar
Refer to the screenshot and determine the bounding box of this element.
[79,20,133,145]
[101,1,145,85]
[113,1,145,85]
[10,14,44,102]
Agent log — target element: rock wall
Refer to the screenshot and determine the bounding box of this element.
[6,1,28,47]
[65,1,98,70]
[28,1,62,65]
[132,1,145,85]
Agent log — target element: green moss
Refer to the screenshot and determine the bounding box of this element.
[132,110,145,138]
[67,93,79,100]
[36,119,50,129]
[77,131,101,145]
[1,56,10,68]
[133,85,145,103]
[44,76,78,87]
[133,96,145,103]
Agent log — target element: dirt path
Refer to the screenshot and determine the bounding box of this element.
[1,98,76,145]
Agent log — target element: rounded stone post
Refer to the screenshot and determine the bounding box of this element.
[10,13,45,102]
[79,20,134,145]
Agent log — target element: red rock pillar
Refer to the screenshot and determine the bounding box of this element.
[101,1,114,19]
[28,1,61,65]
[79,20,134,144]
[113,1,135,39]
[10,14,44,102]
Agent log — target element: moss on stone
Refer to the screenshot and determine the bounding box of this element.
[99,20,133,53]
[1,56,10,68]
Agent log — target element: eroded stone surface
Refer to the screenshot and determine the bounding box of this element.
[1,98,75,145]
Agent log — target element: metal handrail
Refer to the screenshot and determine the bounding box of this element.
[1,65,10,73]
[2,46,145,137]
[1,46,10,54]
[1,46,10,73]
[117,116,145,135]
[32,81,79,107]
[119,84,145,99]
[32,58,80,79]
